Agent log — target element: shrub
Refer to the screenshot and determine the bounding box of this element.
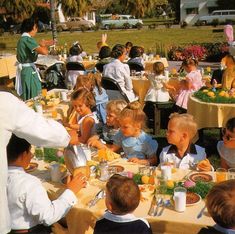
[136,22,143,30]
[183,45,207,60]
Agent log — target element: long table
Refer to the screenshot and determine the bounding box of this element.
[31,159,215,234]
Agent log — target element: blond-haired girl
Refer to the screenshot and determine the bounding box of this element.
[111,101,158,166]
[88,99,127,149]
[160,113,206,169]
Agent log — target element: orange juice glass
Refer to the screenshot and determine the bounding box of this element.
[216,168,227,183]
[42,89,47,97]
[51,109,58,119]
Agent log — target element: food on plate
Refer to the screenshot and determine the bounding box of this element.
[73,166,90,178]
[186,192,201,205]
[25,162,38,172]
[108,165,124,173]
[97,148,120,162]
[189,173,213,183]
[197,159,212,171]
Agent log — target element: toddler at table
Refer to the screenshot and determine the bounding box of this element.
[94,174,152,234]
[160,113,206,169]
[88,99,127,149]
[217,117,235,169]
[64,88,99,145]
[175,58,203,111]
[7,134,86,234]
[110,101,158,166]
[198,179,235,234]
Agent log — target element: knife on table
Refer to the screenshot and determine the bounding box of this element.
[197,205,206,219]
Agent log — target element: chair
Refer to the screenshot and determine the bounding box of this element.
[101,77,129,103]
[66,62,86,86]
[66,62,85,71]
[127,62,144,72]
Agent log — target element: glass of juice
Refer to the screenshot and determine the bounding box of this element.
[216,168,227,183]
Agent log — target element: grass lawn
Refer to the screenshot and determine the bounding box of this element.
[0,26,225,55]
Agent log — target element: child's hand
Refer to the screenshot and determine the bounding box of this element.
[128,157,141,164]
[128,157,150,166]
[87,137,106,149]
[66,172,87,194]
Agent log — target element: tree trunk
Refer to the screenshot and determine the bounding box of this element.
[50,0,57,42]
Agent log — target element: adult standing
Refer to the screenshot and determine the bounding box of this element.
[16,17,54,100]
[103,44,137,102]
[0,90,71,234]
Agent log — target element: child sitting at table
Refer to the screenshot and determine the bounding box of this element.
[88,99,127,148]
[64,88,99,144]
[160,113,206,169]
[175,58,203,111]
[217,117,235,169]
[94,174,152,234]
[7,134,86,234]
[110,101,158,166]
[198,179,235,234]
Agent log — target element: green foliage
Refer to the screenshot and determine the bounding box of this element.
[194,89,235,104]
[133,173,142,184]
[187,181,215,199]
[44,148,65,164]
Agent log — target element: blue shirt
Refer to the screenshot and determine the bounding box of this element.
[113,131,158,159]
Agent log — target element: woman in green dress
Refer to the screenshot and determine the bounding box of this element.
[16,17,54,100]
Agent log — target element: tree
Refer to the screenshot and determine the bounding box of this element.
[0,0,37,21]
[216,0,235,10]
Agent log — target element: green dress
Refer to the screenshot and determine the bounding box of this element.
[17,35,41,100]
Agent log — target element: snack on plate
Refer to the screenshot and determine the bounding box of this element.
[97,148,120,162]
[197,159,212,171]
[73,166,90,178]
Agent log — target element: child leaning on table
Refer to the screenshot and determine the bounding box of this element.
[160,113,206,169]
[198,179,235,234]
[88,99,127,149]
[94,174,152,234]
[110,101,158,166]
[7,134,86,234]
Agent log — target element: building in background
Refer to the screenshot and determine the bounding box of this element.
[180,0,218,25]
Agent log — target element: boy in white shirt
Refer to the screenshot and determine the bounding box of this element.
[160,113,206,169]
[7,134,86,234]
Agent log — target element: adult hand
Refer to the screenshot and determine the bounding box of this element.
[66,172,87,194]
[68,129,79,145]
[101,33,107,44]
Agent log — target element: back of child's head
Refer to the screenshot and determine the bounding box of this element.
[75,74,93,91]
[111,44,125,58]
[153,62,165,75]
[120,101,146,129]
[69,43,82,56]
[226,117,235,133]
[106,100,127,115]
[7,134,31,164]
[169,113,198,140]
[125,41,133,50]
[99,46,111,59]
[206,179,235,229]
[129,46,142,59]
[182,58,198,67]
[71,87,96,108]
[106,174,140,214]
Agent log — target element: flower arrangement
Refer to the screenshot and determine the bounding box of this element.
[194,88,235,103]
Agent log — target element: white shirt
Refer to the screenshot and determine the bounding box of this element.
[103,59,137,102]
[217,141,235,168]
[0,91,70,234]
[8,166,77,229]
[160,144,206,169]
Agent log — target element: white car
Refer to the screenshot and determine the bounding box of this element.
[198,10,235,25]
[100,14,143,29]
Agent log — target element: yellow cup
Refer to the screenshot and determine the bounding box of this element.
[216,168,227,183]
[41,89,47,97]
[51,109,58,119]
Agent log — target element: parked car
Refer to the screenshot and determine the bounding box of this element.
[100,14,143,29]
[198,10,235,25]
[56,17,94,32]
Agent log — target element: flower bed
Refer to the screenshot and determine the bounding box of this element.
[194,88,235,103]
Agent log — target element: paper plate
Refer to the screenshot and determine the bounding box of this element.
[189,173,213,183]
[108,165,124,173]
[25,162,38,173]
[186,192,201,206]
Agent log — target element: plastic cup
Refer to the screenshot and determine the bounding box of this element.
[50,163,63,182]
[51,109,58,119]
[228,168,235,180]
[61,91,67,101]
[35,104,43,115]
[161,165,172,180]
[216,168,227,182]
[173,187,187,212]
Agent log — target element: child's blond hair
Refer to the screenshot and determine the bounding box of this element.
[153,61,165,76]
[120,101,146,129]
[106,100,127,115]
[169,113,198,140]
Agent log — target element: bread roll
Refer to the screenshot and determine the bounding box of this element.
[197,159,211,171]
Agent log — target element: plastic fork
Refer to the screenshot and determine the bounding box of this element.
[88,189,105,207]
